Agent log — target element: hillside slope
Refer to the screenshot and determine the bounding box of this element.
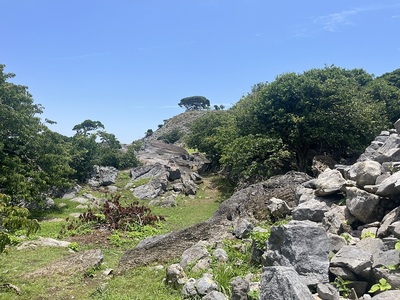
[141,110,207,145]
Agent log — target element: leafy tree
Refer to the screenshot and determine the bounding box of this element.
[379,68,400,89]
[69,133,98,182]
[117,145,140,169]
[246,66,388,171]
[186,111,236,168]
[145,129,153,137]
[178,96,210,111]
[366,78,400,123]
[72,119,104,136]
[0,193,40,253]
[0,65,74,203]
[220,134,293,182]
[157,129,183,144]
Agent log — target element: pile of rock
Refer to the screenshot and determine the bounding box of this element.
[162,120,400,299]
[260,120,400,299]
[126,140,208,201]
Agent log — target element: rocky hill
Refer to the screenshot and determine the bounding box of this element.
[141,110,207,145]
[119,119,400,300]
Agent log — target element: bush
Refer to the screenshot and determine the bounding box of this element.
[157,129,183,144]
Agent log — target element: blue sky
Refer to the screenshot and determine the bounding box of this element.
[1,0,400,143]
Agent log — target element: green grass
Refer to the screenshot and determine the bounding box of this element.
[0,172,227,299]
[152,185,220,232]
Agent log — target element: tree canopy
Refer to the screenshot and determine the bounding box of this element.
[0,65,74,204]
[186,66,399,182]
[178,96,210,111]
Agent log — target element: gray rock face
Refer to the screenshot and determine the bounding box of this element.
[371,290,400,300]
[348,161,383,187]
[376,171,400,197]
[180,241,210,269]
[181,278,197,298]
[322,204,346,234]
[24,249,103,278]
[232,219,254,239]
[166,264,187,289]
[213,248,228,263]
[356,238,386,268]
[317,283,340,300]
[374,134,400,163]
[377,206,400,238]
[130,163,168,180]
[265,220,330,285]
[328,234,347,254]
[330,245,372,275]
[259,266,314,300]
[292,199,330,222]
[17,237,71,250]
[394,118,400,134]
[231,277,249,300]
[88,165,118,187]
[315,169,346,196]
[267,197,292,218]
[202,291,228,300]
[196,273,218,296]
[133,179,167,199]
[345,187,381,223]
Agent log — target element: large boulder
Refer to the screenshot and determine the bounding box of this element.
[259,266,314,300]
[24,249,103,278]
[377,206,400,238]
[166,264,187,289]
[345,187,381,223]
[371,290,400,299]
[292,199,330,222]
[374,134,400,163]
[264,220,330,285]
[132,179,167,199]
[376,171,400,197]
[315,169,346,196]
[180,241,210,269]
[330,245,372,276]
[88,165,118,187]
[348,161,383,187]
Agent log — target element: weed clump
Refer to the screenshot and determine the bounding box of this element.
[59,194,165,237]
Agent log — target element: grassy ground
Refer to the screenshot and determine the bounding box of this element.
[0,174,228,300]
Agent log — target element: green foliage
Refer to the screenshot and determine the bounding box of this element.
[178,96,210,111]
[333,276,353,298]
[157,129,183,144]
[220,134,293,182]
[361,231,376,239]
[72,119,104,136]
[69,124,139,178]
[186,110,235,168]
[59,194,165,237]
[247,290,259,300]
[246,66,388,171]
[68,242,80,252]
[0,65,74,203]
[395,240,400,250]
[0,193,40,253]
[145,129,153,137]
[369,278,392,293]
[69,133,98,182]
[340,233,352,244]
[378,68,400,89]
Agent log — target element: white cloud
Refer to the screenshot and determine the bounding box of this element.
[296,3,400,36]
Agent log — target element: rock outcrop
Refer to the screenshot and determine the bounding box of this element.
[121,119,400,299]
[127,140,208,200]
